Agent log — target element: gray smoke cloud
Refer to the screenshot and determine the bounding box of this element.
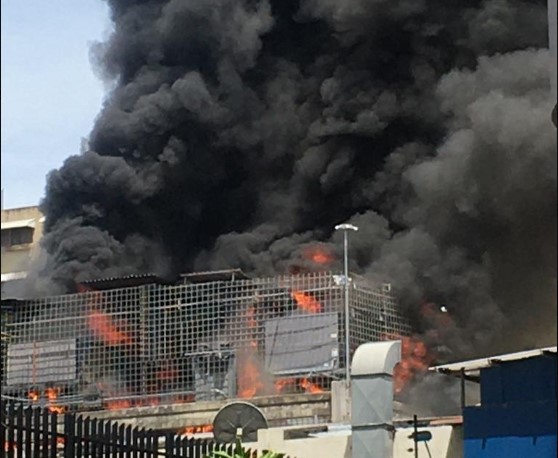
[34,0,556,359]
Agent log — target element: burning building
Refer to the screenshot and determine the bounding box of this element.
[0,270,410,415]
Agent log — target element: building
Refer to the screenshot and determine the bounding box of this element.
[1,205,44,294]
[432,347,557,458]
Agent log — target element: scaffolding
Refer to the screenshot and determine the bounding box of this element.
[0,271,411,410]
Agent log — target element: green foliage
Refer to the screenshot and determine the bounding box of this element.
[205,439,286,458]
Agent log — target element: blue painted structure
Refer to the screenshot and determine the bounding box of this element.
[463,353,557,458]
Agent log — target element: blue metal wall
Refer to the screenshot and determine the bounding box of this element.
[463,354,557,458]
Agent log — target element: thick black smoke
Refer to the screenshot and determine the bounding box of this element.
[37,0,556,357]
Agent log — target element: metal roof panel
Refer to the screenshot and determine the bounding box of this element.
[430,346,557,375]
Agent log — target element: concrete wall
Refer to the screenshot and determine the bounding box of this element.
[394,424,463,458]
[81,393,332,430]
[244,423,463,458]
[463,355,557,458]
[1,206,44,276]
[253,429,351,458]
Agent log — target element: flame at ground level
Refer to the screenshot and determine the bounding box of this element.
[275,377,325,395]
[45,387,66,414]
[28,388,66,414]
[181,425,214,436]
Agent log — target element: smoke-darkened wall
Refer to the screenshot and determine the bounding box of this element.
[36,0,556,357]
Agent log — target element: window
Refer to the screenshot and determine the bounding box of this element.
[1,227,34,248]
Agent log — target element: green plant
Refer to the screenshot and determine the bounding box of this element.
[205,439,286,458]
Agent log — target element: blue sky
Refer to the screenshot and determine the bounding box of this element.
[1,0,110,209]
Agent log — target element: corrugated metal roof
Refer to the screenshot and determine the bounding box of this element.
[79,273,172,290]
[430,346,557,376]
[1,219,36,230]
[78,269,249,291]
[181,269,249,283]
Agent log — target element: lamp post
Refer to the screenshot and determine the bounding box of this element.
[335,223,359,384]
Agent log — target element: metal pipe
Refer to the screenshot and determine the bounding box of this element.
[460,368,466,409]
[413,414,419,458]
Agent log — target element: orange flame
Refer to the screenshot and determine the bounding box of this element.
[275,378,324,394]
[45,387,66,414]
[274,378,297,393]
[181,425,214,436]
[105,399,133,410]
[385,335,435,394]
[88,308,132,346]
[138,397,161,408]
[292,291,323,313]
[238,306,266,399]
[300,378,324,394]
[304,246,335,265]
[28,390,40,402]
[238,353,265,399]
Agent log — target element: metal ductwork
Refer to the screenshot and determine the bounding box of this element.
[351,340,401,458]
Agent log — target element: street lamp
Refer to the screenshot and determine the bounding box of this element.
[335,223,359,383]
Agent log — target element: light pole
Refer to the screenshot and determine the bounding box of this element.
[335,223,359,384]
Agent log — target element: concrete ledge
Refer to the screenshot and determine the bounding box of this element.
[79,393,332,430]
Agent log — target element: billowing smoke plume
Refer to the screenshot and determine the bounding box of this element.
[37,0,556,357]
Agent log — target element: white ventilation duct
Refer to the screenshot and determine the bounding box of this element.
[351,341,402,458]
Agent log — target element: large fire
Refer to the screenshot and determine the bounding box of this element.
[291,291,323,313]
[88,308,133,347]
[385,335,435,394]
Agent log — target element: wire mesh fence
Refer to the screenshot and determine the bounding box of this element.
[1,271,411,411]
